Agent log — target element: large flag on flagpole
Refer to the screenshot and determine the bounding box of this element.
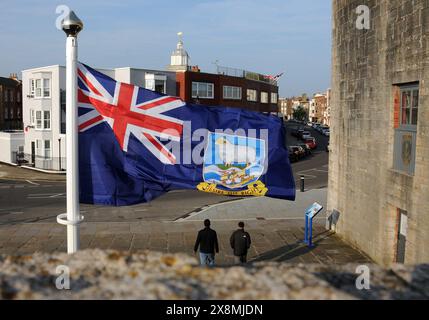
[77,63,295,206]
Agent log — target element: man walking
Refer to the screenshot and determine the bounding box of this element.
[230,222,252,264]
[194,219,219,266]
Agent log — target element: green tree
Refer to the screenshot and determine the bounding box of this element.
[293,105,307,121]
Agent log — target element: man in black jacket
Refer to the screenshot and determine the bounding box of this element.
[194,219,219,266]
[230,222,252,264]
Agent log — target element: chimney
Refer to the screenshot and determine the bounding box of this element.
[9,73,18,81]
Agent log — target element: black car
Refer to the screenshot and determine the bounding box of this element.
[288,146,301,162]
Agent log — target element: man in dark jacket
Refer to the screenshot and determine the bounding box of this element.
[194,219,219,266]
[230,222,252,264]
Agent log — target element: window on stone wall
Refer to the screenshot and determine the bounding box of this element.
[393,83,419,175]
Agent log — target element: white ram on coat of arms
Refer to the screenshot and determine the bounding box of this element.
[203,132,266,190]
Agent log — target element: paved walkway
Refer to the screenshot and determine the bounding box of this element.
[0,188,371,266]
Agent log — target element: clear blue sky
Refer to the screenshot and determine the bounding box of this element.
[0,0,332,97]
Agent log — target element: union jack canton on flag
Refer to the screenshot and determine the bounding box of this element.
[77,63,296,206]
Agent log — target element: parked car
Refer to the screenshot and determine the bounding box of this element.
[323,130,330,137]
[297,143,312,156]
[301,131,312,140]
[326,142,330,152]
[304,137,317,150]
[288,146,301,162]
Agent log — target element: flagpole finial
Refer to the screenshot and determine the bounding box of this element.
[61,10,83,37]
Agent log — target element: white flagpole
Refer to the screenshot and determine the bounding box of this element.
[57,11,84,254]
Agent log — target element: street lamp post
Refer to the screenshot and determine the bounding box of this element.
[56,10,84,254]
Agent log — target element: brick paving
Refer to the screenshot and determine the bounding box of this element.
[0,219,372,266]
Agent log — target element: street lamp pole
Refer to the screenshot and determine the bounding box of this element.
[56,10,84,254]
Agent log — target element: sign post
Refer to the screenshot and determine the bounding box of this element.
[56,10,84,254]
[304,202,323,247]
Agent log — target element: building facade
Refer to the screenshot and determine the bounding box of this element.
[328,0,429,265]
[21,65,177,170]
[176,70,279,113]
[309,93,328,123]
[0,75,22,131]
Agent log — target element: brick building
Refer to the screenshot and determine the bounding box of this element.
[0,74,22,130]
[176,70,278,113]
[328,0,429,265]
[309,93,328,123]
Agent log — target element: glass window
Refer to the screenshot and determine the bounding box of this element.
[247,89,257,102]
[43,79,50,98]
[30,79,35,96]
[44,140,51,159]
[271,92,278,104]
[261,92,268,104]
[401,87,418,126]
[154,79,166,94]
[191,82,214,99]
[36,110,42,129]
[43,111,51,129]
[4,107,8,119]
[9,90,13,102]
[223,86,241,100]
[17,108,21,119]
[36,139,42,156]
[4,90,8,102]
[17,91,21,103]
[35,79,42,97]
[10,108,13,119]
[30,109,35,125]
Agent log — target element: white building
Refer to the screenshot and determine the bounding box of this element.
[0,131,24,164]
[21,65,177,171]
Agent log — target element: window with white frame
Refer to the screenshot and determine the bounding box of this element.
[30,79,35,96]
[33,78,51,98]
[223,86,242,100]
[43,79,50,98]
[44,140,51,159]
[35,79,42,97]
[30,109,35,125]
[271,92,278,104]
[261,91,269,104]
[43,111,51,130]
[192,82,214,99]
[36,139,42,156]
[247,89,258,102]
[36,110,42,129]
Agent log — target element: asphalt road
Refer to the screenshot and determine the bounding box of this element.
[0,123,329,224]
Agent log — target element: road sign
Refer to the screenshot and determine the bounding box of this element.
[305,202,323,219]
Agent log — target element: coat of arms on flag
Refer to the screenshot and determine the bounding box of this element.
[197,132,268,197]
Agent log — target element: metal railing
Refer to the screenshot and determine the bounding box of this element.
[15,152,66,171]
[216,65,278,85]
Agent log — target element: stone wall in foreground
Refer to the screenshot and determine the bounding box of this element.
[0,250,428,300]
